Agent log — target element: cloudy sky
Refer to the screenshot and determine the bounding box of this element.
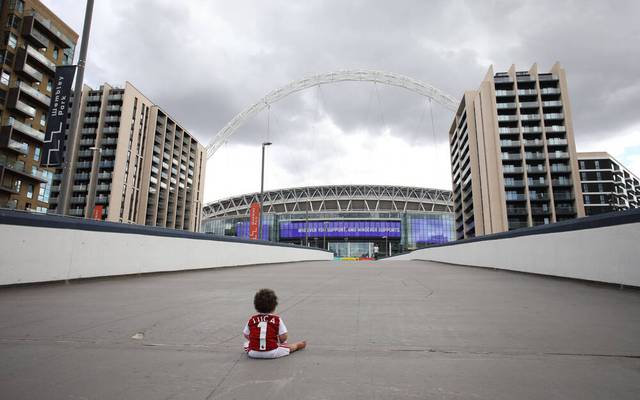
[44,0,640,203]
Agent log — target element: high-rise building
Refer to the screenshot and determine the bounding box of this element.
[449,63,585,240]
[0,0,77,212]
[49,82,206,231]
[577,152,639,215]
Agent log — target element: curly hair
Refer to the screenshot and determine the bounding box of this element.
[254,288,278,313]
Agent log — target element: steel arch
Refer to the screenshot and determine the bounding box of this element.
[206,69,459,158]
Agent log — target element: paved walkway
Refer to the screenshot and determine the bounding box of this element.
[1,260,639,399]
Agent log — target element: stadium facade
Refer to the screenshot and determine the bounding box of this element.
[201,185,455,258]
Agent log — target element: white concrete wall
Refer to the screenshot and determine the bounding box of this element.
[0,224,333,286]
[396,222,640,287]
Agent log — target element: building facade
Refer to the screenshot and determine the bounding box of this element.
[577,152,639,215]
[202,185,455,258]
[49,82,206,231]
[0,0,77,212]
[449,63,585,240]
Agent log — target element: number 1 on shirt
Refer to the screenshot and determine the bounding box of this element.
[257,321,267,350]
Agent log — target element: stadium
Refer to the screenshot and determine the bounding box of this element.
[201,185,455,258]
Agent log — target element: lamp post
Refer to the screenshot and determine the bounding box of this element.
[383,235,388,257]
[258,142,272,240]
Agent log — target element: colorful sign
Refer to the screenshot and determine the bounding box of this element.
[92,205,103,220]
[280,220,401,239]
[249,202,261,240]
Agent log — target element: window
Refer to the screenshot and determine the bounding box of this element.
[579,160,585,169]
[46,79,52,92]
[7,33,17,49]
[9,1,25,14]
[0,71,10,86]
[15,179,22,192]
[1,50,14,66]
[34,146,41,161]
[40,114,46,127]
[26,184,34,199]
[53,47,59,60]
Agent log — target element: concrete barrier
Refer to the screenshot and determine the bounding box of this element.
[387,209,640,287]
[0,210,333,286]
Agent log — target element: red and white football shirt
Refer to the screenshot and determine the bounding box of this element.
[243,314,287,351]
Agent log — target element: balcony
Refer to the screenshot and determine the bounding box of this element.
[550,165,571,173]
[103,127,118,134]
[529,193,550,201]
[74,173,90,181]
[541,88,561,95]
[530,206,551,215]
[552,179,573,187]
[70,196,86,204]
[545,113,564,120]
[554,193,574,201]
[503,166,524,174]
[555,206,576,215]
[100,161,115,169]
[505,194,527,201]
[508,220,529,230]
[497,115,518,122]
[104,116,120,123]
[548,152,570,160]
[15,81,51,108]
[79,139,95,146]
[546,125,566,132]
[96,184,111,192]
[3,139,29,155]
[504,180,525,188]
[95,196,110,205]
[101,138,118,145]
[520,114,540,121]
[522,139,544,147]
[24,45,56,74]
[527,165,546,174]
[73,184,88,191]
[76,161,92,169]
[522,127,542,134]
[542,100,562,107]
[517,89,537,96]
[7,91,37,118]
[525,153,545,160]
[519,101,539,109]
[547,138,568,146]
[507,207,528,215]
[495,90,515,97]
[496,102,516,109]
[0,162,48,183]
[14,50,44,83]
[500,140,520,148]
[21,16,50,49]
[528,179,548,188]
[97,172,112,180]
[539,74,559,81]
[27,14,75,48]
[77,150,92,157]
[501,153,521,161]
[68,209,84,217]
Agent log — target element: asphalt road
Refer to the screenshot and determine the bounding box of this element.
[1,260,639,399]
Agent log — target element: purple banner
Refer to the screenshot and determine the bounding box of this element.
[280,220,401,239]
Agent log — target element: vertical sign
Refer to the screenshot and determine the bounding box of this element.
[92,205,103,220]
[41,65,77,166]
[249,202,261,240]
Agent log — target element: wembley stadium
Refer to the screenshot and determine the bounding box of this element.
[201,185,454,258]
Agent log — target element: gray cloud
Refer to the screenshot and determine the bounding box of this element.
[45,0,640,178]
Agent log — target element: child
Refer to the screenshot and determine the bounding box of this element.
[243,288,306,359]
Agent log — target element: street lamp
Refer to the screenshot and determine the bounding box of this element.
[382,235,388,257]
[258,142,272,240]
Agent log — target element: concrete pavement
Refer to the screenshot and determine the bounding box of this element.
[1,260,639,399]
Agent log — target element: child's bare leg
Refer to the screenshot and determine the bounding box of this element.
[288,341,307,352]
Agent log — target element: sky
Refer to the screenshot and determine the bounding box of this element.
[43,0,640,203]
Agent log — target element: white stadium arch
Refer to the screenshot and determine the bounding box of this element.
[206,69,459,159]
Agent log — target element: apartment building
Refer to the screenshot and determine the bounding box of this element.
[0,0,77,212]
[449,63,584,240]
[577,152,639,215]
[49,82,206,231]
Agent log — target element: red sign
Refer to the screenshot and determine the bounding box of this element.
[249,202,261,240]
[92,205,103,220]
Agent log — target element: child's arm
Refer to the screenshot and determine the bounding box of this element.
[278,333,288,343]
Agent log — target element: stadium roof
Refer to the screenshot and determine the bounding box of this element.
[203,184,453,218]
